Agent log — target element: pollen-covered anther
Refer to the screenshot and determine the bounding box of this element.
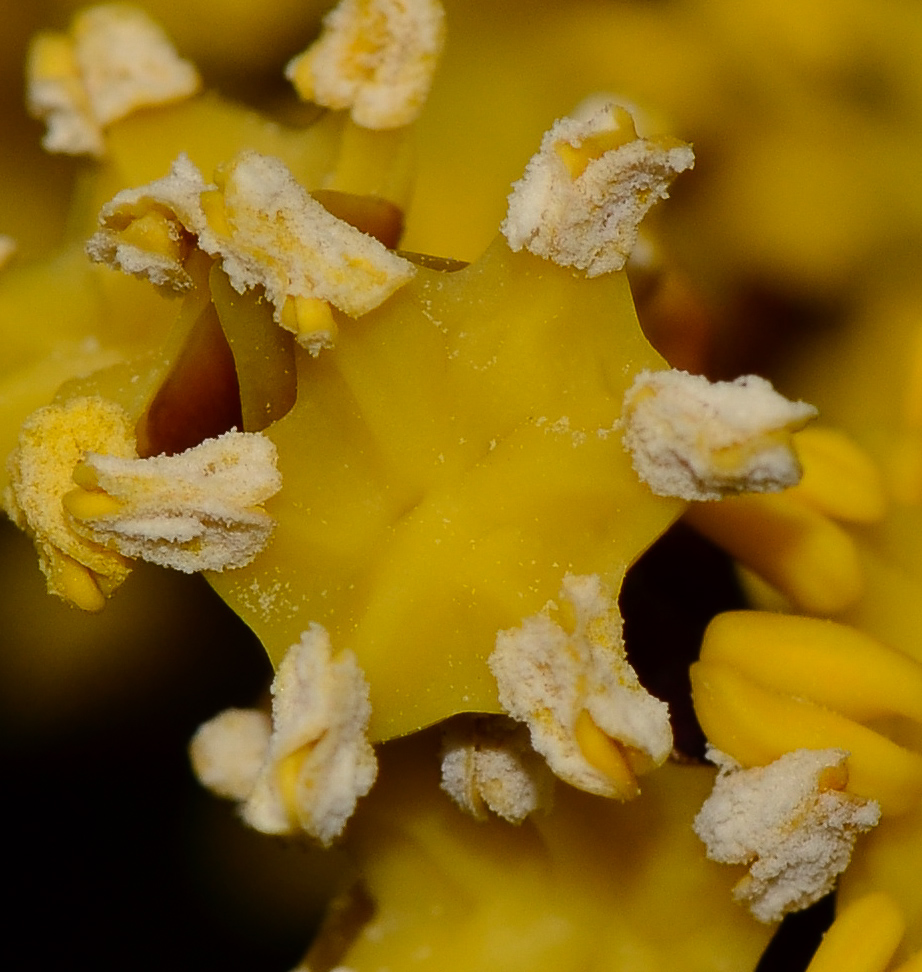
[26,3,201,157]
[88,151,417,340]
[64,429,282,573]
[501,104,694,276]
[488,573,672,800]
[622,369,818,501]
[440,716,555,824]
[694,748,880,923]
[3,397,137,612]
[197,152,417,326]
[285,0,446,129]
[241,625,378,846]
[86,152,208,291]
[189,708,273,802]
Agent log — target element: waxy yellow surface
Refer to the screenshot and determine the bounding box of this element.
[210,239,682,741]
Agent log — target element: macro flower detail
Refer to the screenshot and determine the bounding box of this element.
[622,369,817,501]
[10,2,920,969]
[694,748,880,923]
[285,0,446,129]
[489,573,672,800]
[234,624,378,847]
[26,3,200,158]
[64,428,282,573]
[501,104,694,276]
[439,715,555,823]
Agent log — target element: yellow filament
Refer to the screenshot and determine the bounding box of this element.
[62,486,123,521]
[701,612,922,726]
[573,710,640,799]
[280,295,338,343]
[117,210,183,261]
[276,749,304,823]
[806,892,905,972]
[690,659,922,815]
[55,553,106,613]
[200,187,232,238]
[789,427,887,523]
[685,492,863,616]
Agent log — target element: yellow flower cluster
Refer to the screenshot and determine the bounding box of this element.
[4,2,922,972]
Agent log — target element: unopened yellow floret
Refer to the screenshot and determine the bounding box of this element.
[691,612,922,815]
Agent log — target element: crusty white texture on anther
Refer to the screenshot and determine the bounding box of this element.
[189,709,272,802]
[501,105,694,276]
[26,4,200,157]
[440,717,554,823]
[694,748,880,923]
[198,151,416,318]
[242,625,378,845]
[286,0,445,129]
[70,430,281,573]
[622,369,817,501]
[86,151,416,324]
[489,573,672,798]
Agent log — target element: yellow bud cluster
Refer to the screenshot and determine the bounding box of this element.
[691,611,922,815]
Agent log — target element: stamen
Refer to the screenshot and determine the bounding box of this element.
[86,151,417,344]
[501,104,694,276]
[3,396,136,610]
[622,369,816,501]
[439,716,554,823]
[285,0,446,129]
[694,748,880,923]
[242,624,378,846]
[489,573,672,800]
[189,708,273,802]
[26,4,200,157]
[65,428,281,573]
